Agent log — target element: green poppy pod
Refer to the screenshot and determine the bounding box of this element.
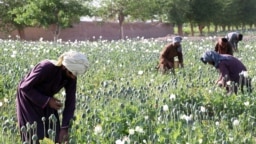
[32,134,38,141]
[48,129,53,136]
[20,126,26,133]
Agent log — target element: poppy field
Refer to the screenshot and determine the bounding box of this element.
[1,33,256,144]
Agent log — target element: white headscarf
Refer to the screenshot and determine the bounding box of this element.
[61,51,89,76]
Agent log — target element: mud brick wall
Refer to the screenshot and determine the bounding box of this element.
[0,21,174,41]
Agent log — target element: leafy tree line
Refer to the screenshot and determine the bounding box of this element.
[0,0,91,41]
[1,0,256,40]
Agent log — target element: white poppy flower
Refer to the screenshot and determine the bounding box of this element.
[94,124,102,134]
[200,106,206,112]
[244,101,249,106]
[135,126,144,133]
[169,94,176,100]
[243,71,249,78]
[4,98,9,103]
[240,71,249,78]
[232,119,239,126]
[226,81,231,86]
[122,136,130,143]
[163,104,169,111]
[115,139,124,144]
[138,70,144,75]
[128,129,135,135]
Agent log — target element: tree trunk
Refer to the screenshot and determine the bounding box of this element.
[235,25,238,30]
[190,22,194,36]
[17,28,25,40]
[207,25,210,33]
[177,24,183,36]
[227,25,231,31]
[214,25,218,33]
[118,12,125,39]
[49,24,61,42]
[198,25,204,36]
[54,24,61,42]
[222,25,226,31]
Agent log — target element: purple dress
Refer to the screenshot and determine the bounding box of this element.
[218,56,246,83]
[16,60,77,143]
[218,56,247,93]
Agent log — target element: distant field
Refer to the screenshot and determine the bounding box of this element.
[1,33,256,143]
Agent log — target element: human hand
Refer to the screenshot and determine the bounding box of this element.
[216,80,223,87]
[48,97,63,110]
[58,128,69,144]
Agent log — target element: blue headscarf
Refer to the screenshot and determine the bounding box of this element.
[200,50,231,68]
[173,36,182,44]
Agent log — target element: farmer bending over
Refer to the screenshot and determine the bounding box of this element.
[226,32,243,52]
[200,50,251,94]
[16,51,89,143]
[157,36,183,74]
[214,37,233,55]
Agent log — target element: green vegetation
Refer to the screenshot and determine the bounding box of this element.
[0,0,91,40]
[1,0,256,40]
[1,33,256,143]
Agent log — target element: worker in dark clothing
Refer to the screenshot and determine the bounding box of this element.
[214,37,233,55]
[157,36,183,74]
[16,51,89,143]
[201,50,251,94]
[226,32,243,52]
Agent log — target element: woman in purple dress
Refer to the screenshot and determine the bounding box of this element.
[200,50,251,94]
[16,51,89,143]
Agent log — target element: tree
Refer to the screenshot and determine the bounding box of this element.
[91,0,164,39]
[167,0,189,36]
[0,0,27,39]
[188,0,220,36]
[234,0,256,30]
[92,0,132,39]
[10,0,91,41]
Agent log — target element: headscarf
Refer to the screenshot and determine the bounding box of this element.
[172,36,182,44]
[200,50,231,68]
[56,51,89,76]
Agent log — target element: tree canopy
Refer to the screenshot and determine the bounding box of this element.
[1,0,91,40]
[1,0,256,38]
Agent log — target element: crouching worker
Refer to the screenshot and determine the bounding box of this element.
[200,50,251,94]
[157,36,184,74]
[214,37,233,55]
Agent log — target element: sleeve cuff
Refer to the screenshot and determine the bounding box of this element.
[42,97,51,108]
[61,126,69,129]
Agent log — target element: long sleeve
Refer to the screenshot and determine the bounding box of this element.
[177,51,183,63]
[217,64,230,87]
[61,78,77,128]
[218,64,229,80]
[161,44,171,59]
[19,63,52,108]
